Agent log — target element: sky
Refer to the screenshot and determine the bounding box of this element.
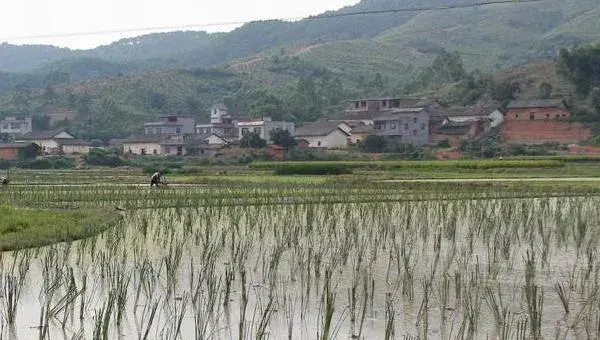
[0,0,358,50]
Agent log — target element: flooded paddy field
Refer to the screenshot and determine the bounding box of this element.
[1,190,600,339]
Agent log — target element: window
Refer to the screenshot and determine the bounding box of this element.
[555,114,559,119]
[176,128,181,134]
[404,124,409,130]
[361,101,366,108]
[317,141,322,147]
[10,123,20,129]
[412,130,417,136]
[242,128,250,135]
[515,114,519,118]
[253,127,262,135]
[141,148,146,155]
[168,117,177,122]
[421,124,426,131]
[562,114,567,118]
[153,149,158,155]
[529,112,535,120]
[413,117,417,124]
[546,114,550,119]
[390,122,396,129]
[177,146,183,156]
[382,100,387,107]
[355,102,360,109]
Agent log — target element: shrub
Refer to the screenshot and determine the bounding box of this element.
[20,156,76,169]
[84,148,128,167]
[273,163,352,175]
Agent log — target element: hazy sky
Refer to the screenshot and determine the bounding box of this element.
[0,0,358,49]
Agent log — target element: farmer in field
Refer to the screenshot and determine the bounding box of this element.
[150,171,164,187]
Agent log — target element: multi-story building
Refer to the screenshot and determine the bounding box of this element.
[237,117,295,143]
[195,104,238,140]
[0,116,32,136]
[144,116,196,135]
[373,107,430,146]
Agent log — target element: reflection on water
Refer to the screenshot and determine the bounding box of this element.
[1,196,600,339]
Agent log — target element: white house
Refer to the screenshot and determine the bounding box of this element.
[16,130,76,154]
[237,117,295,142]
[294,121,351,149]
[0,116,32,136]
[59,139,91,155]
[121,136,164,155]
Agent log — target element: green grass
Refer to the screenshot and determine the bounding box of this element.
[0,206,122,251]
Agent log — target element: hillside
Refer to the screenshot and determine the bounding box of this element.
[2,0,600,78]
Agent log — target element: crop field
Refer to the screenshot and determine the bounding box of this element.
[0,168,599,339]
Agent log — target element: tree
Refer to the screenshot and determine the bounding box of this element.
[240,132,267,148]
[538,82,553,99]
[270,129,297,149]
[360,135,388,153]
[18,143,41,161]
[558,44,600,96]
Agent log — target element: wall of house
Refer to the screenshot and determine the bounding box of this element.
[206,135,225,145]
[0,118,32,136]
[297,129,349,148]
[502,121,592,144]
[123,142,163,155]
[164,145,186,156]
[62,145,90,155]
[33,139,60,154]
[349,133,369,144]
[0,148,19,160]
[374,112,429,146]
[506,108,570,121]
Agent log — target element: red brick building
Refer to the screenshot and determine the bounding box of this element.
[0,143,33,160]
[502,100,591,144]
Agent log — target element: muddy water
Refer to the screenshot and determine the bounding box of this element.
[2,197,600,339]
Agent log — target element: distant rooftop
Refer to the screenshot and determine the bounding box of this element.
[295,121,350,137]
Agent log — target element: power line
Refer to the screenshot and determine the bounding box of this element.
[1,0,545,41]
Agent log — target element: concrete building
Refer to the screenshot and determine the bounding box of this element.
[0,117,32,136]
[144,116,196,135]
[195,104,238,140]
[373,108,429,146]
[237,117,294,142]
[121,136,164,155]
[294,121,351,149]
[348,123,374,144]
[59,139,91,155]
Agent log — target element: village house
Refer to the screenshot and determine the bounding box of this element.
[195,104,238,140]
[15,130,78,155]
[144,115,196,135]
[59,139,92,155]
[294,121,351,149]
[237,117,294,143]
[0,143,37,160]
[373,108,430,146]
[348,123,374,144]
[431,120,489,147]
[502,99,591,144]
[0,116,32,137]
[119,136,164,155]
[186,133,228,156]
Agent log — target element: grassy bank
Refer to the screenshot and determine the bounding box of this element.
[0,206,122,251]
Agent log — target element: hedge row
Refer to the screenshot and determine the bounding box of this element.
[252,159,565,171]
[274,163,352,175]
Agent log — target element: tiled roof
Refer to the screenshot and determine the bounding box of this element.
[0,143,32,149]
[120,136,163,144]
[58,139,90,146]
[444,106,499,117]
[436,121,473,135]
[350,124,374,134]
[295,121,350,137]
[18,130,74,140]
[506,99,565,109]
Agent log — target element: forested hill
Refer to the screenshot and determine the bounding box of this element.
[2,0,600,74]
